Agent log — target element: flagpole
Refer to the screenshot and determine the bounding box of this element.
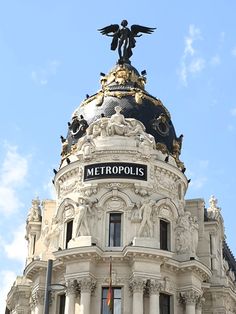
[106,256,113,313]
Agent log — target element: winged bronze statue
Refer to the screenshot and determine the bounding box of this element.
[98,20,156,62]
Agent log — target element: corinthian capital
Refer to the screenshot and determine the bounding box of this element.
[129,277,146,293]
[66,280,78,296]
[179,290,201,305]
[31,289,45,306]
[78,277,96,293]
[148,279,163,295]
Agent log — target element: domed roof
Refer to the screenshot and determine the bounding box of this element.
[65,62,183,167]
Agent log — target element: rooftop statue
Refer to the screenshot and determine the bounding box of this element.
[98,20,156,63]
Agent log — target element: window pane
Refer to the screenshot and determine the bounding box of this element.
[59,294,66,314]
[66,220,73,248]
[114,288,121,298]
[160,220,169,251]
[109,214,121,247]
[160,293,170,314]
[114,299,121,314]
[102,288,121,314]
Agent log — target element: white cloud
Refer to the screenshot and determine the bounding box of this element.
[0,144,29,215]
[0,270,16,311]
[230,108,236,116]
[43,179,56,199]
[31,59,61,86]
[189,58,205,73]
[3,224,27,266]
[210,55,221,66]
[179,24,205,86]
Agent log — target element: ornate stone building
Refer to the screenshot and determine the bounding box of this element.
[5,42,236,313]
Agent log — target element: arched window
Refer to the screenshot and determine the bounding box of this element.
[160,219,170,251]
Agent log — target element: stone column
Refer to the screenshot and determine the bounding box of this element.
[196,296,204,314]
[129,277,146,314]
[65,280,77,314]
[149,279,162,314]
[78,277,96,314]
[179,291,199,314]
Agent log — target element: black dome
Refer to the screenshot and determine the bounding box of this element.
[66,63,181,157]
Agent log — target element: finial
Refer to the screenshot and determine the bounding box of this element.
[98,21,156,63]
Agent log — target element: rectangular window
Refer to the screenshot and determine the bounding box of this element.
[32,234,36,254]
[109,213,121,247]
[58,293,66,314]
[102,287,121,314]
[160,293,170,314]
[160,219,170,251]
[65,220,73,249]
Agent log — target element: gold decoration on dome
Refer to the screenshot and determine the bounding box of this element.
[71,144,78,154]
[100,64,146,90]
[135,91,144,104]
[156,143,168,154]
[171,136,185,170]
[80,92,104,107]
[61,140,69,158]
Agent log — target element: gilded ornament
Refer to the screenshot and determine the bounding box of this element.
[156,142,168,154]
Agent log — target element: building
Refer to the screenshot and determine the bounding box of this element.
[5,28,236,314]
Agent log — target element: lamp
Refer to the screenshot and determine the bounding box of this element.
[43,259,66,314]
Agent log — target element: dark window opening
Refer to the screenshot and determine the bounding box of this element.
[66,220,73,249]
[59,293,66,314]
[160,219,170,251]
[109,213,121,247]
[32,234,36,254]
[102,287,121,314]
[160,293,170,314]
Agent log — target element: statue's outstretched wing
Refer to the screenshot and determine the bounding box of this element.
[131,25,156,36]
[98,24,119,35]
[98,24,120,51]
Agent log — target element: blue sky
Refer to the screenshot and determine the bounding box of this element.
[1,0,236,308]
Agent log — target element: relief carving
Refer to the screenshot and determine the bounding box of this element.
[43,217,61,251]
[85,106,155,149]
[175,212,199,255]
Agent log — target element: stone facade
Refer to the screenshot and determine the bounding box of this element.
[5,63,236,314]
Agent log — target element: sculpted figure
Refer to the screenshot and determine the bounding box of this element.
[98,20,155,62]
[190,216,199,254]
[175,212,198,255]
[28,198,41,222]
[126,119,155,147]
[73,197,91,238]
[44,218,60,251]
[107,106,129,136]
[138,199,155,237]
[175,212,191,254]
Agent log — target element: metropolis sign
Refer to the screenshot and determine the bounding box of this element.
[84,162,147,181]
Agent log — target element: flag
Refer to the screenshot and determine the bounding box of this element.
[106,256,112,311]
